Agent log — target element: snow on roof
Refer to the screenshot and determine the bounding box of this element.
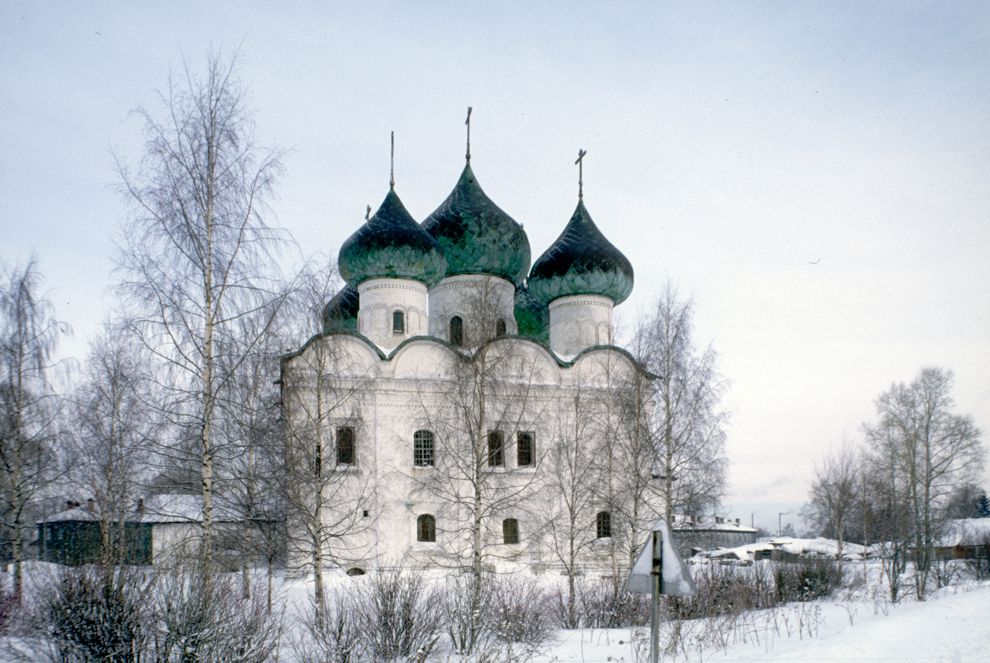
[38,494,246,525]
[37,506,100,523]
[937,519,990,547]
[691,537,872,562]
[671,515,758,533]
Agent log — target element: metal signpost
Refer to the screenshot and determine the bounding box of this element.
[626,519,696,663]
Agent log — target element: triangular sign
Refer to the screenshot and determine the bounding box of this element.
[625,518,696,596]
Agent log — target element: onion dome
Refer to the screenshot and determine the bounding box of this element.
[514,283,549,342]
[422,164,531,283]
[338,189,447,287]
[322,283,359,334]
[528,200,634,305]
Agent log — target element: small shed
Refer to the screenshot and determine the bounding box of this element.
[934,519,990,560]
[36,501,152,565]
[36,494,268,567]
[671,516,758,558]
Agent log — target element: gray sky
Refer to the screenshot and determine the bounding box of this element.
[3,1,988,531]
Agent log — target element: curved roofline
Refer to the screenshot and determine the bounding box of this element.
[282,330,657,379]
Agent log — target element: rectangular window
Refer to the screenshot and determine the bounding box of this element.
[414,430,434,467]
[517,432,534,467]
[487,430,505,467]
[336,426,356,466]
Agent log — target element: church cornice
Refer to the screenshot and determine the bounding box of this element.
[282,330,658,380]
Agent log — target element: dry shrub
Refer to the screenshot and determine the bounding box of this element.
[774,559,843,602]
[573,576,650,628]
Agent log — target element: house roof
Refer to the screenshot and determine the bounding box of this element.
[671,516,758,534]
[938,519,990,547]
[38,494,249,525]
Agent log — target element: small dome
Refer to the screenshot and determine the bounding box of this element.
[514,283,548,342]
[322,283,359,334]
[528,201,634,305]
[422,164,531,283]
[338,189,447,287]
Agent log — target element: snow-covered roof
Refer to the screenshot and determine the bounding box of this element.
[937,519,990,547]
[690,536,872,562]
[671,515,758,534]
[38,494,247,525]
[37,506,100,523]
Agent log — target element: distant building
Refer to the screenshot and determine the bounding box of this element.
[36,494,267,567]
[670,516,758,557]
[934,518,990,560]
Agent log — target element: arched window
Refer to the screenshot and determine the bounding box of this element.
[516,432,534,467]
[449,316,464,346]
[596,511,611,539]
[502,518,520,545]
[487,430,505,467]
[495,318,507,337]
[392,310,405,334]
[336,427,356,466]
[414,430,434,467]
[417,514,436,542]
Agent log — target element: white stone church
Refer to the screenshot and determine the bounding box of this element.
[281,139,662,576]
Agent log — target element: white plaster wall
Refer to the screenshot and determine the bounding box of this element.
[357,278,428,350]
[283,333,655,576]
[428,274,517,343]
[548,294,614,357]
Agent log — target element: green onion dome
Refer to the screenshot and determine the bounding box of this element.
[338,189,447,287]
[322,283,359,334]
[422,164,531,283]
[528,200,634,305]
[514,283,549,342]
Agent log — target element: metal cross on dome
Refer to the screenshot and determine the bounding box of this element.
[575,148,587,200]
[389,131,395,190]
[465,106,473,163]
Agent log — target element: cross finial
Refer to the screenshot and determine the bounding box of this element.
[389,131,395,190]
[465,106,473,163]
[365,205,371,221]
[575,149,587,200]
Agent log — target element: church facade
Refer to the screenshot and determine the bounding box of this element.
[281,141,661,576]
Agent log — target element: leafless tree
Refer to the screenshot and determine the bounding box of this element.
[544,379,605,628]
[632,283,728,521]
[865,367,984,599]
[408,276,548,652]
[0,258,69,601]
[115,51,287,563]
[279,257,375,623]
[67,322,157,565]
[801,440,860,559]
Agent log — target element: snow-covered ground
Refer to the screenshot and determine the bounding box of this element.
[6,552,990,662]
[537,582,990,662]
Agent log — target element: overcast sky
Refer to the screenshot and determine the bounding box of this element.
[2,1,988,531]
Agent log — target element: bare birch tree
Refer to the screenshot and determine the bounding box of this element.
[865,367,983,599]
[0,258,68,602]
[633,284,728,520]
[409,277,548,652]
[279,257,375,623]
[801,440,860,559]
[115,52,286,563]
[67,322,157,565]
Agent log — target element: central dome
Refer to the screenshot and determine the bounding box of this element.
[422,164,531,283]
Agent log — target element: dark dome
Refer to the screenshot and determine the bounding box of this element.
[514,283,548,342]
[338,189,447,287]
[322,283,359,334]
[422,164,531,283]
[528,200,634,305]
